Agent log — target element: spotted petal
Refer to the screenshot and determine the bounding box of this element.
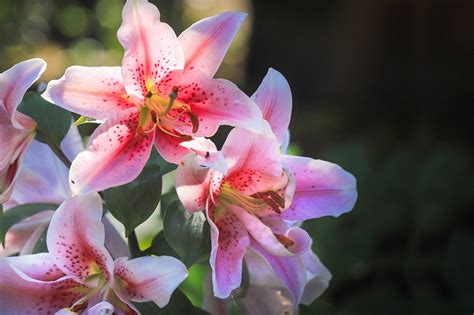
[0,58,46,128]
[176,154,213,212]
[42,66,135,120]
[7,253,64,281]
[231,207,310,257]
[221,122,283,196]
[113,256,188,307]
[281,156,357,220]
[251,68,292,145]
[0,258,87,314]
[179,11,247,77]
[156,69,263,137]
[69,108,154,195]
[46,193,114,284]
[208,207,250,298]
[118,0,184,99]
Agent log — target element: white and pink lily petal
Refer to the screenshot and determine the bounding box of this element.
[202,272,293,315]
[178,10,247,77]
[251,68,292,146]
[0,58,46,128]
[245,241,332,307]
[0,256,89,314]
[280,156,357,221]
[47,193,115,286]
[0,58,46,204]
[113,256,188,310]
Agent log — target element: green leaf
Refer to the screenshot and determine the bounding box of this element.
[163,200,211,267]
[32,226,48,254]
[148,150,177,175]
[18,92,72,145]
[134,289,209,315]
[0,203,59,245]
[143,230,179,259]
[159,189,179,220]
[103,164,162,236]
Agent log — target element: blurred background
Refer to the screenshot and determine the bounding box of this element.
[1,0,473,314]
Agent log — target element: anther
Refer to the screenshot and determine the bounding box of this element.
[150,110,158,124]
[187,111,200,133]
[275,234,295,249]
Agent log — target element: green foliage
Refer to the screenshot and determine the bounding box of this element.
[143,230,179,259]
[18,92,72,145]
[103,164,162,237]
[32,226,48,254]
[148,149,177,176]
[134,289,209,315]
[0,203,58,245]
[163,200,211,267]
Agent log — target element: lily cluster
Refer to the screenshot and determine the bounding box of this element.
[0,0,357,314]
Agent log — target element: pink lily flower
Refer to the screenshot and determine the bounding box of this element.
[0,58,46,204]
[42,0,262,195]
[175,69,357,302]
[0,193,188,314]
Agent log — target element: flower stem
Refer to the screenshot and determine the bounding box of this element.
[37,129,72,169]
[128,230,141,258]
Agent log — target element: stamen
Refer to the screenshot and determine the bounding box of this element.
[156,122,193,140]
[150,110,158,123]
[266,191,286,208]
[252,191,285,213]
[187,111,200,133]
[274,234,295,249]
[220,184,266,214]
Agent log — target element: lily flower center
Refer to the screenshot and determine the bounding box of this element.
[136,85,199,138]
[70,270,108,312]
[214,182,285,221]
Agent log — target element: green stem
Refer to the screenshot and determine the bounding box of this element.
[128,230,141,258]
[37,129,71,169]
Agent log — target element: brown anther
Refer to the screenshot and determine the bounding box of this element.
[146,91,153,98]
[187,111,200,133]
[264,198,282,214]
[266,191,285,208]
[275,234,295,249]
[150,110,158,124]
[71,303,88,312]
